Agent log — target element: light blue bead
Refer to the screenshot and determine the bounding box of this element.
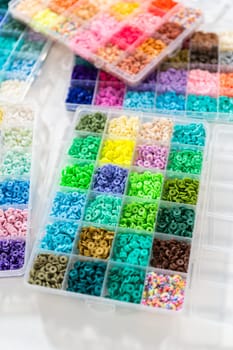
[123,90,155,111]
[156,92,185,111]
[50,191,86,220]
[40,220,78,253]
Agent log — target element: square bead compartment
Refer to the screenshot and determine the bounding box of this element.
[25,106,208,313]
[65,30,233,122]
[10,0,202,85]
[0,7,51,101]
[0,103,35,277]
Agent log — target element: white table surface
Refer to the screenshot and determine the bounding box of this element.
[1,1,233,349]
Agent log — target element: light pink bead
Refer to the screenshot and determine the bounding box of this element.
[187,69,218,98]
[0,208,28,238]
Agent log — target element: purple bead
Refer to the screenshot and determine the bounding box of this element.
[71,64,98,80]
[0,239,25,271]
[157,68,187,94]
[134,144,169,170]
[93,165,128,194]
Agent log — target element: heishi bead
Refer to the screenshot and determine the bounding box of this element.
[127,170,164,200]
[123,89,155,110]
[134,144,168,170]
[77,226,114,259]
[172,123,206,146]
[157,68,187,94]
[67,260,106,296]
[0,180,30,205]
[139,118,173,143]
[84,194,122,226]
[110,2,140,20]
[28,253,68,288]
[40,220,78,254]
[106,265,145,303]
[187,69,218,98]
[3,128,33,147]
[0,239,25,271]
[141,272,186,310]
[94,82,125,107]
[107,115,139,137]
[100,139,135,166]
[93,164,128,195]
[50,191,86,220]
[162,177,199,205]
[187,94,217,112]
[76,112,106,133]
[0,208,28,239]
[112,232,152,266]
[60,162,94,190]
[156,91,186,111]
[68,135,101,160]
[0,150,31,176]
[156,205,195,237]
[167,148,203,174]
[119,200,158,232]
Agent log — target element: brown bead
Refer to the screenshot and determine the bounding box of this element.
[150,238,191,273]
[117,52,151,75]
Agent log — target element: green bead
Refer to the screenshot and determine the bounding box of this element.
[60,162,94,189]
[120,201,158,232]
[84,194,122,226]
[68,135,101,160]
[162,177,199,205]
[106,266,145,304]
[167,148,203,174]
[127,171,163,200]
[0,150,31,176]
[76,112,107,133]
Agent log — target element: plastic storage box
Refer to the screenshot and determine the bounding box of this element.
[0,5,51,101]
[0,103,36,277]
[25,106,208,313]
[10,0,202,85]
[65,31,233,122]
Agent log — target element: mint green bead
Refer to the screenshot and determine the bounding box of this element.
[167,149,203,174]
[84,194,122,226]
[68,135,101,160]
[0,150,31,176]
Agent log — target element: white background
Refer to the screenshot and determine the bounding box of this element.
[1,1,233,349]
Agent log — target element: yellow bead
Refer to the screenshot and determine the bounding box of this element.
[100,139,135,166]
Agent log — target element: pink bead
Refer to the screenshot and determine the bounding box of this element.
[134,144,168,170]
[0,208,28,238]
[187,69,218,98]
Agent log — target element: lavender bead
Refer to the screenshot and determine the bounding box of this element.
[134,144,169,170]
[93,165,128,194]
[157,68,187,94]
[0,239,25,270]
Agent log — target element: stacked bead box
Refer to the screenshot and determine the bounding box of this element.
[26,107,207,312]
[10,0,202,85]
[0,103,35,277]
[0,4,51,100]
[66,31,233,121]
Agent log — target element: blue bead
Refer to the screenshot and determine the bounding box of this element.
[93,165,128,194]
[0,180,30,205]
[50,190,86,220]
[123,90,155,111]
[156,92,185,111]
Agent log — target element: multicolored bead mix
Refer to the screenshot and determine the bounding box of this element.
[0,7,50,100]
[27,108,207,312]
[65,30,233,121]
[12,0,202,85]
[0,104,34,275]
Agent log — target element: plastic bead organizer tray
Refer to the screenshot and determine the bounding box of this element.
[0,103,35,277]
[65,31,233,122]
[10,0,202,85]
[0,4,51,101]
[25,106,208,313]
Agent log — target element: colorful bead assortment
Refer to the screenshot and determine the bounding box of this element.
[11,0,202,84]
[66,30,233,121]
[27,108,207,312]
[0,8,50,100]
[0,104,34,275]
